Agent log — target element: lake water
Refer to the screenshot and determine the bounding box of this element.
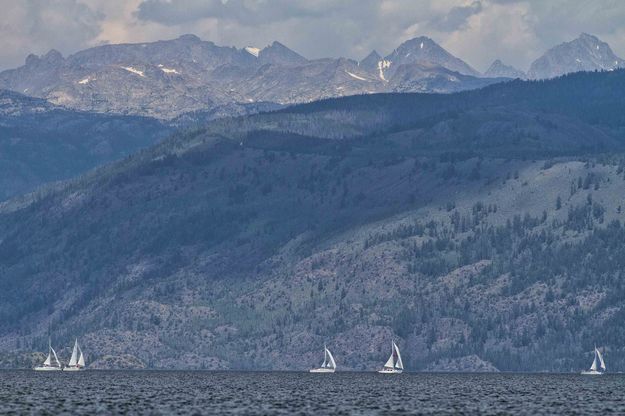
[0,371,623,415]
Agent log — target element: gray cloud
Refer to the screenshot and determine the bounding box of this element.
[134,0,336,26]
[1,0,625,73]
[433,1,483,32]
[0,0,103,68]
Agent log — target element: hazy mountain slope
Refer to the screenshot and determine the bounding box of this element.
[528,33,625,79]
[0,35,499,119]
[383,37,480,78]
[0,89,170,200]
[484,60,526,79]
[2,71,625,371]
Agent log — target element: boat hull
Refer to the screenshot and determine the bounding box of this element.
[309,368,335,373]
[378,368,403,374]
[581,370,604,375]
[34,366,62,371]
[63,366,84,372]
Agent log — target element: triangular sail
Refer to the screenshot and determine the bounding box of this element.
[596,348,606,371]
[43,350,52,366]
[590,350,598,371]
[384,352,395,368]
[326,347,336,370]
[78,348,85,367]
[321,346,328,368]
[393,342,404,370]
[51,346,61,368]
[68,339,79,367]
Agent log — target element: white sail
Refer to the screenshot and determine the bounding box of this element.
[68,339,79,367]
[43,351,52,366]
[384,353,395,368]
[43,338,53,366]
[393,342,404,370]
[35,339,63,371]
[78,348,85,367]
[310,344,335,373]
[597,348,606,371]
[590,351,598,371]
[326,347,336,370]
[51,346,61,368]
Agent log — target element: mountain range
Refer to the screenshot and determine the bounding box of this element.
[3,69,625,371]
[1,33,622,120]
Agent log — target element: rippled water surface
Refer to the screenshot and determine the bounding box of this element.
[1,371,624,415]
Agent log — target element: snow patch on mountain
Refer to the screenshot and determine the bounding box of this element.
[245,47,260,57]
[121,67,145,77]
[345,71,367,81]
[78,78,91,85]
[377,60,391,81]
[157,65,179,74]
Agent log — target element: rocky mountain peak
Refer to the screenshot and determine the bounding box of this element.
[528,33,625,79]
[176,34,202,43]
[391,36,439,58]
[24,54,39,66]
[578,32,599,42]
[42,49,64,64]
[385,36,480,77]
[23,49,64,68]
[359,50,382,72]
[401,36,437,49]
[258,41,307,66]
[484,59,525,79]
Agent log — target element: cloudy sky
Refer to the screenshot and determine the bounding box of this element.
[1,0,625,71]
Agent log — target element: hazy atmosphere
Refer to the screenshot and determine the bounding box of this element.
[2,0,625,71]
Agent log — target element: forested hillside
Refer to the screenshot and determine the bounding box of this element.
[0,90,170,200]
[2,71,625,371]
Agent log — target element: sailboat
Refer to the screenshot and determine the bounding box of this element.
[378,341,403,374]
[34,339,62,371]
[310,344,336,373]
[581,346,606,375]
[63,338,86,371]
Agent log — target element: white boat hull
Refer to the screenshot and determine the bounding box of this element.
[63,366,84,372]
[309,368,335,373]
[34,366,62,371]
[581,370,604,375]
[378,368,403,374]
